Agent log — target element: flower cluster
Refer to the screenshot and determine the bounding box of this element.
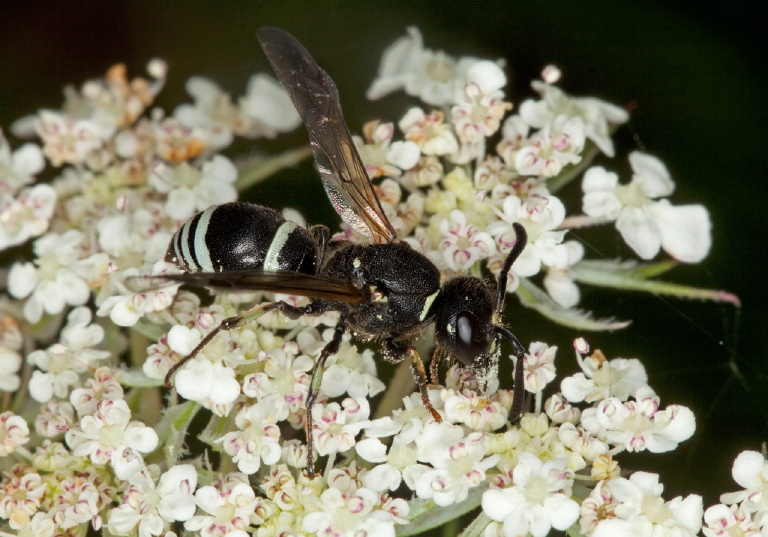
[0,26,741,537]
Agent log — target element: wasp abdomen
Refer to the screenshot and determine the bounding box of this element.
[166,202,318,274]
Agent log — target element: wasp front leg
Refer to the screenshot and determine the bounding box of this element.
[384,336,442,423]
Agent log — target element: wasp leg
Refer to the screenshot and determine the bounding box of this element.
[428,347,446,385]
[164,300,324,388]
[384,337,442,423]
[304,318,347,478]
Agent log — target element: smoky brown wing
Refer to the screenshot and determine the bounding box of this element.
[125,270,365,304]
[257,26,396,244]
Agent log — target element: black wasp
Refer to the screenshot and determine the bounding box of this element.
[130,26,528,477]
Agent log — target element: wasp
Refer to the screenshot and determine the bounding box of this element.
[130,27,528,477]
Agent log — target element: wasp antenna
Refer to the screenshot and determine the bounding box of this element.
[495,222,527,313]
[495,324,527,422]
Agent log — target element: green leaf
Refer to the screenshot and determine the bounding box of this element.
[234,145,313,191]
[156,400,201,466]
[119,369,164,388]
[571,260,741,305]
[398,486,487,536]
[458,512,493,537]
[515,277,631,331]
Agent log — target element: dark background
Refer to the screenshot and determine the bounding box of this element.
[1,1,765,510]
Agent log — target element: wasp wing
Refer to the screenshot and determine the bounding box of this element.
[125,270,365,304]
[257,26,396,244]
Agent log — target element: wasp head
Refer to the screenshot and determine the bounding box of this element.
[434,276,498,370]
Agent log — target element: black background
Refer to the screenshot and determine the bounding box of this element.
[1,1,765,512]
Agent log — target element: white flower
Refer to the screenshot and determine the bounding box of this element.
[167,324,243,407]
[7,230,92,323]
[561,350,649,403]
[149,155,237,222]
[0,345,22,392]
[216,403,282,474]
[34,110,103,166]
[521,342,557,393]
[399,107,459,156]
[582,152,712,262]
[514,115,585,178]
[312,397,371,457]
[543,240,584,308]
[0,184,57,250]
[35,400,76,438]
[451,61,511,143]
[482,453,579,537]
[303,485,404,537]
[703,503,762,537]
[519,80,629,157]
[488,186,568,278]
[0,469,46,530]
[313,335,385,400]
[49,470,106,530]
[185,478,259,537]
[353,121,420,180]
[65,399,158,476]
[0,411,30,456]
[413,432,499,506]
[439,209,496,271]
[589,472,703,537]
[357,436,425,493]
[174,76,238,149]
[367,26,483,106]
[241,345,312,421]
[238,73,302,136]
[581,388,695,453]
[108,464,198,537]
[720,450,768,518]
[70,366,124,417]
[98,264,178,327]
[0,136,44,194]
[442,390,508,432]
[26,306,110,403]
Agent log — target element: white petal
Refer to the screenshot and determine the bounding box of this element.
[560,373,593,403]
[673,494,704,532]
[387,140,420,170]
[7,262,38,299]
[166,188,196,221]
[167,325,202,356]
[356,438,388,463]
[158,464,198,494]
[124,424,159,453]
[243,75,301,132]
[158,493,197,522]
[582,166,619,193]
[630,151,675,198]
[616,207,661,259]
[544,494,579,530]
[466,61,506,93]
[364,463,401,492]
[650,201,712,263]
[731,450,766,488]
[482,488,516,521]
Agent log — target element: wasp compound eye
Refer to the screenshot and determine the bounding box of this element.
[456,311,486,365]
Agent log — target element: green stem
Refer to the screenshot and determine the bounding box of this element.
[234,145,313,191]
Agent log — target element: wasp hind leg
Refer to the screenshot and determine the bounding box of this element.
[164,299,325,388]
[304,317,347,478]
